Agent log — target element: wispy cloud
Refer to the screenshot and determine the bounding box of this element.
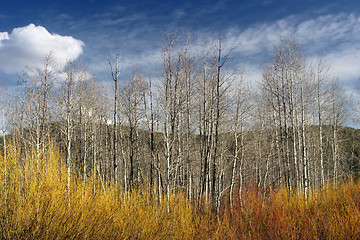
[222,13,359,56]
[172,9,186,20]
[97,13,147,27]
[30,9,359,87]
[215,13,360,83]
[95,12,360,84]
[325,49,360,81]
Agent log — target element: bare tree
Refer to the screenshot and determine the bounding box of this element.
[313,58,330,187]
[229,77,250,211]
[20,53,57,169]
[108,54,122,185]
[0,86,8,207]
[261,39,308,192]
[328,77,348,183]
[120,70,148,189]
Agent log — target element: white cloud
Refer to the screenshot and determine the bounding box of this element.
[325,49,360,81]
[160,13,360,89]
[0,32,9,41]
[216,13,360,83]
[172,9,186,20]
[243,63,262,87]
[0,24,84,73]
[224,13,360,57]
[0,32,9,48]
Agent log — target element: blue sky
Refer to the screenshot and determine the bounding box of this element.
[1,0,360,93]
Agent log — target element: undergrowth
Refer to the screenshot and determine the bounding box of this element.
[0,143,359,239]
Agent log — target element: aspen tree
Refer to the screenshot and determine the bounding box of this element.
[108,54,122,185]
[120,71,147,189]
[314,58,330,187]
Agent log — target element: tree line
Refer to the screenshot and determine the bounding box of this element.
[0,34,357,211]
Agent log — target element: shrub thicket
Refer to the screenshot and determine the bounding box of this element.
[0,143,359,239]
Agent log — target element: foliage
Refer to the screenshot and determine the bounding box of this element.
[0,143,201,239]
[216,183,360,239]
[0,143,359,239]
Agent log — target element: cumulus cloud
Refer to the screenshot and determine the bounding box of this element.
[0,32,9,41]
[0,24,84,73]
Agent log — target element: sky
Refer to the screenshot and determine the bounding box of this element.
[0,0,360,95]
